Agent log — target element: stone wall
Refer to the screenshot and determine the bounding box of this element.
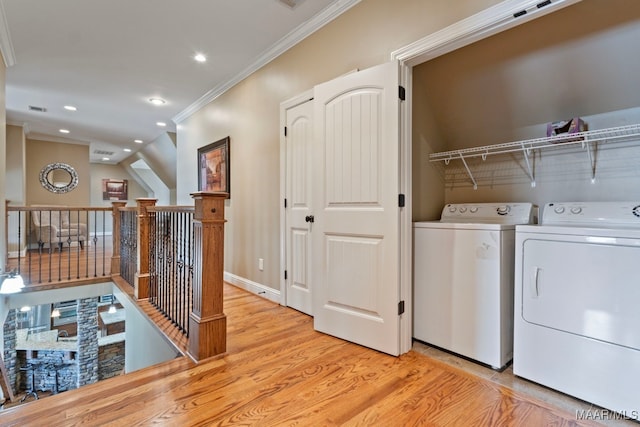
[19,351,77,393]
[2,309,17,395]
[76,297,99,387]
[98,339,125,380]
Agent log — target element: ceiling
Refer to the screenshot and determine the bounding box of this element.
[1,0,356,163]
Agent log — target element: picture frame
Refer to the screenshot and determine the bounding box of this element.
[102,179,128,200]
[197,136,230,197]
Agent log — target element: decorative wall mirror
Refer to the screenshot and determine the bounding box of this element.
[39,163,79,194]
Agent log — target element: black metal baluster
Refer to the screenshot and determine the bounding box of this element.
[101,210,106,277]
[187,211,193,336]
[75,210,80,279]
[27,210,33,285]
[162,212,169,316]
[178,211,183,332]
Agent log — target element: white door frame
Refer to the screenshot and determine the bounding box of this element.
[279,90,314,307]
[392,0,582,354]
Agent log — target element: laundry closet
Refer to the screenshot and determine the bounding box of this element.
[412,0,640,220]
[410,0,640,414]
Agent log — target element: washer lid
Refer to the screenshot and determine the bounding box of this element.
[414,221,516,230]
[542,202,640,229]
[440,202,534,225]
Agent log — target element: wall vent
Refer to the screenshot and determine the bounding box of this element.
[93,149,115,156]
[28,105,47,112]
[278,0,303,9]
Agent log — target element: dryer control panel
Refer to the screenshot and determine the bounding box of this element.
[440,203,534,225]
[542,202,640,228]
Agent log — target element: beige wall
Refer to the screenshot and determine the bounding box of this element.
[412,0,640,215]
[89,163,148,207]
[0,56,6,268]
[177,0,502,291]
[26,139,90,205]
[6,125,26,204]
[5,126,26,256]
[89,162,148,234]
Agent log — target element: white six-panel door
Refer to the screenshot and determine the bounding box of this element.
[284,98,314,315]
[312,61,401,356]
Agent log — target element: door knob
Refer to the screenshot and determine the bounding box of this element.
[305,215,315,223]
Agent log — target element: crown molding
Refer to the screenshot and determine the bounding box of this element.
[173,0,360,124]
[6,120,28,133]
[26,132,90,146]
[0,0,16,67]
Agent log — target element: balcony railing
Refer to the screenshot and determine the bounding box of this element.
[4,192,227,362]
[148,206,194,336]
[5,205,112,285]
[118,207,138,288]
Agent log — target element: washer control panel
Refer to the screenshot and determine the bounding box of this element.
[542,202,640,228]
[440,203,534,224]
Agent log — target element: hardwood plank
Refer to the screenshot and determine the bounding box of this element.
[6,238,113,290]
[0,284,606,427]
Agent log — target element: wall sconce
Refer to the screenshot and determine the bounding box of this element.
[0,271,25,294]
[107,295,117,314]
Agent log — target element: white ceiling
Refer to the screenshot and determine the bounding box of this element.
[1,0,356,163]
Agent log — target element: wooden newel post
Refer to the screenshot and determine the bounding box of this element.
[110,201,127,277]
[188,192,228,361]
[135,198,157,300]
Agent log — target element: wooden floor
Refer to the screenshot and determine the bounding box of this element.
[0,284,601,427]
[6,238,113,291]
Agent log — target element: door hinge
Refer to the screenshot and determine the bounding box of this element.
[398,300,405,315]
[399,86,406,101]
[284,270,288,280]
[284,126,288,137]
[284,198,287,208]
[398,194,405,208]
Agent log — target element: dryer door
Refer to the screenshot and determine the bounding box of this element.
[520,237,640,350]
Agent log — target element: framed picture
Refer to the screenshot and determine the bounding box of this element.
[102,179,128,200]
[198,136,230,196]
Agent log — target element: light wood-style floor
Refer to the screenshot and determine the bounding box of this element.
[6,238,113,291]
[0,284,604,427]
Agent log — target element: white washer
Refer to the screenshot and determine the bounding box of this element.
[514,202,640,413]
[413,202,534,369]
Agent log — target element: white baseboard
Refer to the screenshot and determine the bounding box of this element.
[91,232,113,238]
[8,248,27,259]
[224,272,281,304]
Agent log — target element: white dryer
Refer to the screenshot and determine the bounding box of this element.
[514,202,640,413]
[413,202,534,369]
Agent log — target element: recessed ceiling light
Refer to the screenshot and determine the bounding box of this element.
[102,157,110,161]
[194,53,207,63]
[156,122,167,127]
[59,129,70,134]
[64,105,77,111]
[134,139,143,144]
[149,98,166,106]
[124,148,132,152]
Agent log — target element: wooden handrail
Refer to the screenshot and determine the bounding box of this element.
[7,206,112,212]
[147,206,194,213]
